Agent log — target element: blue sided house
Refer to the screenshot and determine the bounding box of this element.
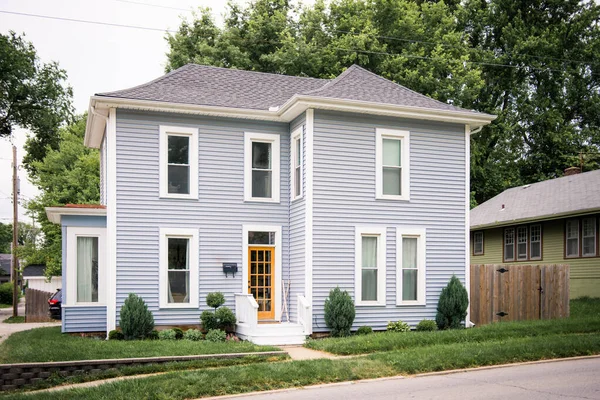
[46,64,495,344]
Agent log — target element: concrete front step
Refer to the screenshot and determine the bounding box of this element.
[236,322,306,345]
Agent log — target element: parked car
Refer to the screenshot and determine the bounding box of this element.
[48,289,62,320]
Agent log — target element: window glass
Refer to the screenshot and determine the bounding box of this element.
[361,236,378,301]
[294,137,301,197]
[167,135,190,194]
[504,228,515,261]
[517,227,528,260]
[402,237,418,301]
[167,238,190,303]
[248,231,275,245]
[582,218,596,256]
[566,220,579,257]
[382,139,402,196]
[530,225,542,259]
[76,237,98,303]
[473,232,483,255]
[252,141,272,198]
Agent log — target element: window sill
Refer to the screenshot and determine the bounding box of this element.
[159,194,198,200]
[473,253,484,256]
[159,303,199,310]
[291,195,303,203]
[376,195,410,202]
[244,198,280,204]
[62,303,106,308]
[396,301,426,306]
[355,302,386,307]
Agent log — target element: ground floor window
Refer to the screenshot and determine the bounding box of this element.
[355,226,386,306]
[396,228,426,305]
[66,227,106,306]
[76,237,99,303]
[159,228,199,309]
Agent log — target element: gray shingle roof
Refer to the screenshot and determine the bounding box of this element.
[0,254,10,276]
[471,169,600,229]
[97,64,484,115]
[22,264,46,277]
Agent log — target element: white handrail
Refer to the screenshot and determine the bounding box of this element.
[297,294,311,335]
[235,293,258,330]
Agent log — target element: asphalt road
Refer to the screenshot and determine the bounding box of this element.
[224,357,600,400]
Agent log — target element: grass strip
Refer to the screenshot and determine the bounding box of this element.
[6,332,600,400]
[2,316,25,324]
[306,317,600,355]
[0,327,279,363]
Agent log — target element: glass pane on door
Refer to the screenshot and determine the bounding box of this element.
[248,246,275,320]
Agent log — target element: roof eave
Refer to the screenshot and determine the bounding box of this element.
[470,207,600,230]
[45,206,107,225]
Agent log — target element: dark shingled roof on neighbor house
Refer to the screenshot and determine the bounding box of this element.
[22,264,46,278]
[97,64,484,115]
[0,254,10,276]
[471,169,600,229]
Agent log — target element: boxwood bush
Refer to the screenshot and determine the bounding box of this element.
[158,329,177,340]
[184,329,203,341]
[206,329,226,342]
[356,326,373,335]
[416,319,437,331]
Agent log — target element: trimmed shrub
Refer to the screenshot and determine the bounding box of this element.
[173,327,184,340]
[158,329,177,340]
[324,287,355,337]
[0,282,19,305]
[108,330,124,340]
[436,275,469,330]
[416,319,437,332]
[147,330,159,340]
[387,320,410,332]
[215,306,236,330]
[206,329,226,342]
[184,329,204,341]
[356,326,373,335]
[200,310,218,331]
[206,292,225,310]
[119,293,155,340]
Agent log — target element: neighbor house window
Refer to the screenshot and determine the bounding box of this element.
[376,129,410,200]
[66,227,106,306]
[530,224,542,260]
[396,228,426,305]
[291,128,302,200]
[159,126,198,199]
[355,227,386,305]
[517,226,528,260]
[582,218,596,257]
[504,228,515,261]
[244,132,280,202]
[77,237,99,303]
[473,231,484,255]
[159,228,198,308]
[565,220,580,258]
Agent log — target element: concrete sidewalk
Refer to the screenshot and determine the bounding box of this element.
[280,346,338,361]
[0,299,59,344]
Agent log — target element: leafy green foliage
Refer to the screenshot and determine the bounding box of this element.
[0,282,19,304]
[387,320,410,332]
[324,287,355,337]
[215,306,236,330]
[0,31,73,171]
[158,329,177,340]
[206,292,225,310]
[108,330,124,341]
[184,329,204,341]
[205,329,226,342]
[0,223,12,254]
[173,327,184,340]
[148,330,159,340]
[356,326,373,335]
[200,310,218,331]
[416,320,437,332]
[119,293,155,340]
[435,276,469,330]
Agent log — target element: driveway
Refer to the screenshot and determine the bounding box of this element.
[0,299,59,344]
[221,357,600,400]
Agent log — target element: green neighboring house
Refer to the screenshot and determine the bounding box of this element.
[470,168,600,299]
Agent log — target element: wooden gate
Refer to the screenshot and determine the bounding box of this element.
[470,264,569,326]
[25,288,54,322]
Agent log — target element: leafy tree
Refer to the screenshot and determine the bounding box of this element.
[0,32,73,171]
[20,115,99,277]
[0,223,11,254]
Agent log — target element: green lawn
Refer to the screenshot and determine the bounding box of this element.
[6,332,600,400]
[0,327,280,363]
[306,297,600,355]
[0,303,12,309]
[3,316,25,324]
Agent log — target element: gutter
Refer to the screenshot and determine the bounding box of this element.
[470,207,600,230]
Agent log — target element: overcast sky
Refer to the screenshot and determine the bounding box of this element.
[0,0,268,223]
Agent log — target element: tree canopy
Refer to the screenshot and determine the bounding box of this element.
[0,31,73,172]
[166,0,600,203]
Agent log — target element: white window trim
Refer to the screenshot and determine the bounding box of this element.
[159,125,198,199]
[473,231,484,255]
[290,127,303,201]
[355,226,387,306]
[242,224,283,321]
[159,228,199,309]
[65,226,107,307]
[396,227,426,306]
[244,132,281,203]
[375,128,410,201]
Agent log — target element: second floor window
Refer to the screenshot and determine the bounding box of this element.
[168,135,190,195]
[291,128,302,200]
[376,129,410,201]
[159,125,198,199]
[245,132,280,203]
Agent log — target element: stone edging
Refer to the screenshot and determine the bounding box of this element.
[0,351,286,391]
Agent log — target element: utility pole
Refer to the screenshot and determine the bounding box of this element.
[12,145,19,318]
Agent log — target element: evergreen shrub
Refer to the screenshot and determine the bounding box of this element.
[119,293,155,340]
[324,287,355,337]
[435,275,469,330]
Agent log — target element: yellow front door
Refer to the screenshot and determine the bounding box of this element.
[248,246,275,320]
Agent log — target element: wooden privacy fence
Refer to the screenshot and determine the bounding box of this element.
[25,288,54,323]
[470,264,569,326]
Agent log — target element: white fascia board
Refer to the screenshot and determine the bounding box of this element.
[45,207,107,224]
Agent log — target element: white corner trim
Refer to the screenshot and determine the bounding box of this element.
[158,227,199,309]
[106,108,117,335]
[304,111,314,327]
[465,124,472,327]
[375,128,410,201]
[396,226,427,306]
[290,127,303,201]
[242,224,283,321]
[244,132,281,203]
[159,125,198,199]
[65,226,107,307]
[354,226,387,306]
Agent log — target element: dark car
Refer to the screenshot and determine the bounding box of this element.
[48,289,62,320]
